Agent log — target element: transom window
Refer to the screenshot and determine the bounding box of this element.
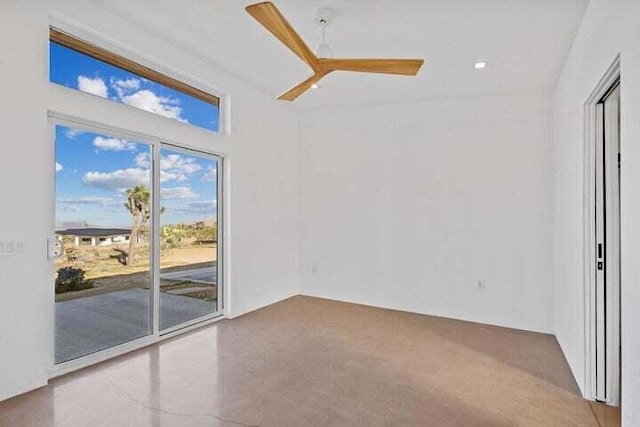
[49,28,220,132]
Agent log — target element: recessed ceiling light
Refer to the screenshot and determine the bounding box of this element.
[311,83,319,89]
[474,61,488,69]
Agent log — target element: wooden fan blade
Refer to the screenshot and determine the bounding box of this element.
[278,72,331,101]
[246,2,320,72]
[318,58,425,76]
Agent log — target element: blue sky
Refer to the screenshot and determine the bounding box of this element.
[51,43,218,228]
[56,125,218,228]
[50,42,219,132]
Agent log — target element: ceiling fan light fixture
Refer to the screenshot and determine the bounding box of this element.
[314,9,334,59]
[474,60,488,69]
[315,42,333,58]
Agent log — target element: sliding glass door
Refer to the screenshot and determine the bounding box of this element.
[54,124,153,364]
[159,146,220,332]
[53,123,222,365]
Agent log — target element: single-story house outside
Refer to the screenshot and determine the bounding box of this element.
[56,228,132,247]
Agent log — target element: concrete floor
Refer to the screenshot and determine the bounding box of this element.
[2,296,620,426]
[56,288,217,364]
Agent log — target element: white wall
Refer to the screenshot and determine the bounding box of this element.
[0,0,51,402]
[299,93,554,333]
[0,0,300,401]
[551,0,640,424]
[5,1,639,423]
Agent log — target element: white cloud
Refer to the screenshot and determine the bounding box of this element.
[64,128,84,139]
[57,196,113,206]
[82,164,188,191]
[120,90,186,122]
[93,136,136,151]
[56,162,63,172]
[78,76,108,98]
[110,78,141,98]
[161,186,199,199]
[161,170,188,183]
[108,78,187,123]
[161,154,201,174]
[134,152,151,168]
[135,152,201,182]
[135,153,184,181]
[82,168,150,191]
[174,199,217,213]
[201,165,217,182]
[59,206,80,213]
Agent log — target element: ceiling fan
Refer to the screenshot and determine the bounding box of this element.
[246,1,425,101]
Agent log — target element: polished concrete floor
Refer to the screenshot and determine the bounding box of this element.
[1,296,621,426]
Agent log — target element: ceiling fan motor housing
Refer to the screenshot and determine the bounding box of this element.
[314,7,333,27]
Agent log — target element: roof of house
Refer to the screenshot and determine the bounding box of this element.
[57,228,132,237]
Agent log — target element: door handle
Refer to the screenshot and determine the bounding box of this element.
[598,243,603,259]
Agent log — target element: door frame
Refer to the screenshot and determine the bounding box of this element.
[156,142,225,335]
[48,112,227,377]
[583,56,621,405]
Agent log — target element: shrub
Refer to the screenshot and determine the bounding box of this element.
[161,236,181,250]
[195,225,217,244]
[65,246,79,262]
[55,267,94,294]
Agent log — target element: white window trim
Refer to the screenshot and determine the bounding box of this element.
[48,11,231,136]
[48,113,230,378]
[46,12,233,376]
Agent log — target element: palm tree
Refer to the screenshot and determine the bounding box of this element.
[124,185,150,266]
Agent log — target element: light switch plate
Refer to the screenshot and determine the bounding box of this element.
[0,241,25,257]
[47,237,64,259]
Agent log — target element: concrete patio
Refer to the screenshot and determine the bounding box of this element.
[55,288,218,364]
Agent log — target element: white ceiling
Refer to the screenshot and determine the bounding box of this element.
[86,0,589,110]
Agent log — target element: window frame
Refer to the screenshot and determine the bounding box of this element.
[49,112,226,376]
[49,26,228,134]
[46,20,230,377]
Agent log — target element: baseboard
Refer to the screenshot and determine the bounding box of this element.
[0,378,48,403]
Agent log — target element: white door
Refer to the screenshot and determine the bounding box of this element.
[594,82,621,405]
[54,124,154,364]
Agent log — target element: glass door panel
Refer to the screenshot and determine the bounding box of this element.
[159,147,220,331]
[54,125,153,364]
